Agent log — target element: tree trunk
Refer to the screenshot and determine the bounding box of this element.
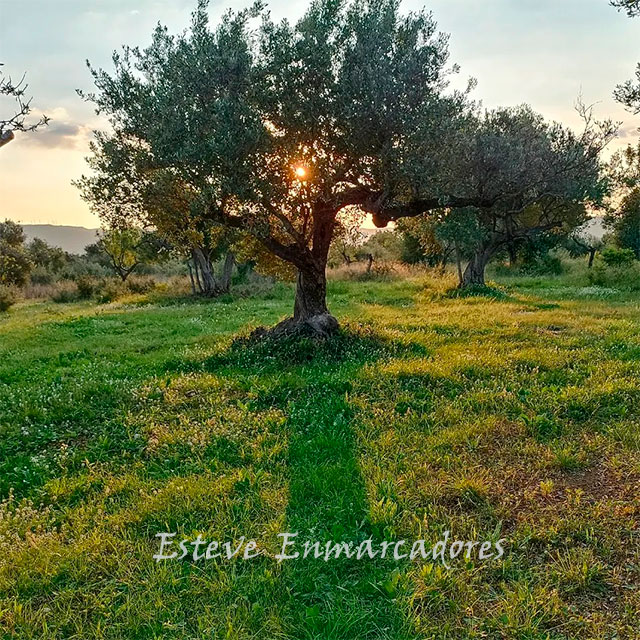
[454,241,463,285]
[250,209,339,340]
[507,242,518,267]
[588,248,596,269]
[192,247,219,296]
[219,251,235,293]
[187,261,197,295]
[294,267,330,321]
[365,253,374,274]
[460,242,499,288]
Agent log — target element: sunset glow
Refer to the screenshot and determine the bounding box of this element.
[295,166,307,179]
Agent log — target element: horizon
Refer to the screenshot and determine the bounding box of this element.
[1,0,639,228]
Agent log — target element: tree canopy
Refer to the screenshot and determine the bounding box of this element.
[612,0,640,113]
[611,0,640,17]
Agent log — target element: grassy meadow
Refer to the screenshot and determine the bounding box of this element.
[0,269,639,639]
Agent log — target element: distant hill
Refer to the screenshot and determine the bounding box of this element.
[22,225,99,255]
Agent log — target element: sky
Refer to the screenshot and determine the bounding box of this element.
[0,0,638,229]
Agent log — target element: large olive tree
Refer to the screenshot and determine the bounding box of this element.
[80,0,483,335]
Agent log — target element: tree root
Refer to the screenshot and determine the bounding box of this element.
[249,313,339,341]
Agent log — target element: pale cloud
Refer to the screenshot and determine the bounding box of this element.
[618,122,640,141]
[18,107,92,150]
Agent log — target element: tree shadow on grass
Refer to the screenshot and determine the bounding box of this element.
[202,327,424,639]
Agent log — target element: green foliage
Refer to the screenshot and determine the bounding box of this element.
[50,281,80,303]
[95,279,128,303]
[609,188,640,258]
[0,220,32,287]
[600,247,636,267]
[588,247,640,290]
[612,1,640,111]
[518,253,565,276]
[612,0,640,17]
[75,275,101,299]
[0,242,32,286]
[357,231,403,263]
[27,237,68,273]
[0,220,25,246]
[0,284,17,311]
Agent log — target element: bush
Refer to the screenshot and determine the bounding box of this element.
[50,281,80,303]
[0,285,17,312]
[30,266,56,285]
[600,247,636,268]
[126,275,157,294]
[589,257,640,291]
[95,279,127,304]
[518,254,564,276]
[76,275,101,300]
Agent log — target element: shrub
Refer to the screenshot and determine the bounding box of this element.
[76,275,101,300]
[600,247,636,268]
[50,281,80,303]
[126,275,157,294]
[519,254,564,276]
[29,266,56,285]
[0,285,17,312]
[95,279,127,304]
[589,258,640,291]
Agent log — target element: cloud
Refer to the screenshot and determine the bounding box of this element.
[20,120,90,149]
[618,121,640,140]
[18,106,93,150]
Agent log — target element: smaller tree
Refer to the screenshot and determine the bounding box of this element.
[567,223,605,268]
[97,228,166,282]
[356,231,403,273]
[27,238,68,273]
[397,216,452,268]
[0,220,32,286]
[608,188,640,258]
[329,208,366,267]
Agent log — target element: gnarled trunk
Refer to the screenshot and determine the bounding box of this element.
[460,241,501,288]
[192,247,219,295]
[191,247,236,296]
[294,266,329,321]
[250,208,339,340]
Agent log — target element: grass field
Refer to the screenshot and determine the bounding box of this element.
[1,272,639,639]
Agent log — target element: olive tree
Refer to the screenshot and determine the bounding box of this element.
[0,220,32,286]
[80,0,481,336]
[81,0,612,331]
[612,0,640,113]
[375,105,614,287]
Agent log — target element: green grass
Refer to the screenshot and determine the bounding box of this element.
[0,273,639,639]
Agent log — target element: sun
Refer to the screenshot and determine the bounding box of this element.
[294,166,307,179]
